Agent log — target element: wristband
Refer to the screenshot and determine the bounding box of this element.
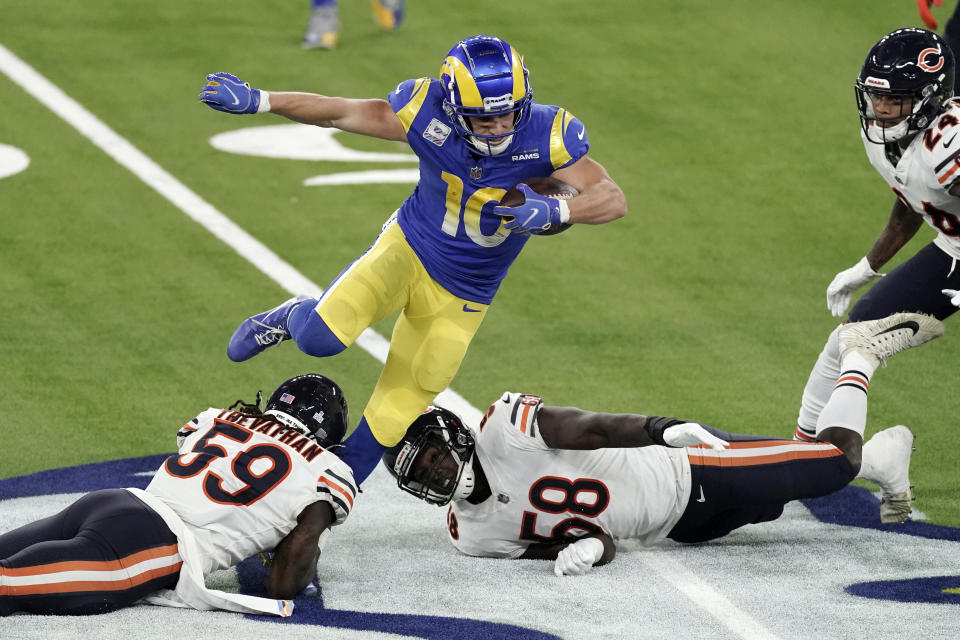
[558,199,571,224]
[645,415,682,446]
[257,90,271,114]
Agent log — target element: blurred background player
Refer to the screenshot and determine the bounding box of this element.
[916,0,960,92]
[795,28,960,522]
[303,0,405,50]
[383,313,943,576]
[198,35,627,486]
[0,374,356,617]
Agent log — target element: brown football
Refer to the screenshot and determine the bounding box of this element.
[499,176,578,235]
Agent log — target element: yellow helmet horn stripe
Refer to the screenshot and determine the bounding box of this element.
[442,56,483,108]
[510,49,527,101]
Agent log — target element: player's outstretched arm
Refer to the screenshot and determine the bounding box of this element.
[265,501,334,599]
[537,406,726,451]
[198,72,407,141]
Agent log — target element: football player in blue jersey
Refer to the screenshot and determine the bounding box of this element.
[198,35,627,486]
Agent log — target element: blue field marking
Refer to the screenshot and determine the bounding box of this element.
[845,576,960,604]
[802,485,960,542]
[802,486,960,604]
[0,455,562,639]
[0,454,167,499]
[235,555,560,638]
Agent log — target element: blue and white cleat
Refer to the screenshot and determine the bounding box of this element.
[371,0,404,30]
[227,295,312,362]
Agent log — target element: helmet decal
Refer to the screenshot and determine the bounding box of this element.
[864,76,890,89]
[264,374,349,449]
[918,47,945,73]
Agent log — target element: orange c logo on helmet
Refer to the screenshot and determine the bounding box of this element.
[918,48,945,72]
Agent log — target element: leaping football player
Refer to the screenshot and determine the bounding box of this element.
[795,28,960,523]
[197,35,627,485]
[383,313,943,576]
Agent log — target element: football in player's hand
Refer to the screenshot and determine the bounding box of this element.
[499,177,579,235]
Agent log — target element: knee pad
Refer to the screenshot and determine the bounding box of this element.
[411,322,469,393]
[289,303,347,357]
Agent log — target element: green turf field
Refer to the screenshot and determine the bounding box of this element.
[2,0,957,526]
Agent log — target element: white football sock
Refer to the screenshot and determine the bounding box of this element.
[795,325,841,440]
[814,348,875,438]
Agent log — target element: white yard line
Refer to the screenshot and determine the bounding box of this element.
[639,552,781,640]
[0,42,782,640]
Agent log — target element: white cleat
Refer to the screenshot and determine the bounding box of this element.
[861,425,916,524]
[838,312,944,368]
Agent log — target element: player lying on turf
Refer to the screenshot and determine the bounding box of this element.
[0,374,356,617]
[383,313,942,576]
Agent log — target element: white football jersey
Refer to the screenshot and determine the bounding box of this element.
[447,393,692,559]
[144,408,357,575]
[862,100,960,259]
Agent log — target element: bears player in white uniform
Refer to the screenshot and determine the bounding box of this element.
[0,374,357,617]
[196,35,627,489]
[795,28,960,523]
[383,314,943,576]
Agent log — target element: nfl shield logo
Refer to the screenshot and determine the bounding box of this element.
[279,393,295,404]
[470,166,482,180]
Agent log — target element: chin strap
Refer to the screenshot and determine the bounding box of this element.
[452,455,476,500]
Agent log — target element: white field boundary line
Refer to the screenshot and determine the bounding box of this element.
[0,42,781,640]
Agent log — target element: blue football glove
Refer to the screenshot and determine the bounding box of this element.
[494,184,570,235]
[199,72,263,114]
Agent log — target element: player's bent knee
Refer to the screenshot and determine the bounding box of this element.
[817,427,862,478]
[290,306,349,357]
[293,324,347,357]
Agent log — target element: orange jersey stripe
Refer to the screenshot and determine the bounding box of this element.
[2,543,180,577]
[519,403,532,434]
[688,441,843,467]
[2,562,182,596]
[318,477,354,508]
[939,160,960,184]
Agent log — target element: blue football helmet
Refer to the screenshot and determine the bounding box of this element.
[440,35,533,156]
[264,373,349,449]
[856,28,955,144]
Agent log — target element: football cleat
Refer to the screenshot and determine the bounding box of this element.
[371,0,404,30]
[861,425,916,524]
[227,295,313,362]
[302,5,340,50]
[838,312,944,367]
